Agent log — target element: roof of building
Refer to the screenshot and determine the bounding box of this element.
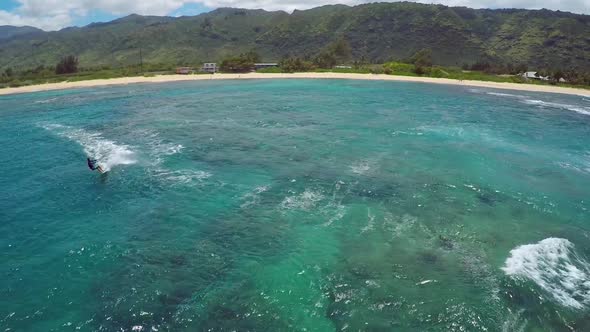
[522,71,550,79]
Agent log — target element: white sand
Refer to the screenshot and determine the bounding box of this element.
[1,72,589,97]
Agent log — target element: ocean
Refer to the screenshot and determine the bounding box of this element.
[1,79,590,331]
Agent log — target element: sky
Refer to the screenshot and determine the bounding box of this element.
[0,0,589,31]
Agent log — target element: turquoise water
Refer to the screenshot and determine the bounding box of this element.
[1,79,590,331]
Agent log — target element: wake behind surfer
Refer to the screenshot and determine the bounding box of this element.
[87,157,104,173]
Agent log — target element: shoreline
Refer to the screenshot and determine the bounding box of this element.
[1,72,589,97]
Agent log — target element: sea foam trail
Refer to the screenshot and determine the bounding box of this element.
[41,124,136,171]
[469,89,590,116]
[486,92,525,98]
[502,238,590,309]
[523,99,590,116]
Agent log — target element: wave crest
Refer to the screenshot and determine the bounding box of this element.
[523,99,590,116]
[502,238,590,309]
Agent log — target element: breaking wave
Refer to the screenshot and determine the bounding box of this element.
[502,238,590,309]
[469,88,590,116]
[523,99,590,116]
[486,92,525,98]
[41,124,136,171]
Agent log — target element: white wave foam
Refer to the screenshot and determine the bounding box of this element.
[41,124,136,171]
[523,99,590,116]
[350,161,371,175]
[557,161,590,174]
[322,203,346,227]
[502,238,590,309]
[383,213,420,237]
[501,309,527,332]
[138,130,185,165]
[469,88,524,99]
[155,169,211,186]
[361,208,375,233]
[486,92,524,98]
[240,185,270,208]
[470,88,590,116]
[281,189,324,211]
[34,97,59,104]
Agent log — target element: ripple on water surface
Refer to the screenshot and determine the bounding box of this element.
[1,80,590,331]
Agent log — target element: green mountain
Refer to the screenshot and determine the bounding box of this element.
[0,25,43,40]
[1,2,589,71]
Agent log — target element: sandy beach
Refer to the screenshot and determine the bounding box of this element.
[1,72,589,97]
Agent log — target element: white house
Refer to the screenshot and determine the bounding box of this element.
[521,71,549,81]
[201,63,217,73]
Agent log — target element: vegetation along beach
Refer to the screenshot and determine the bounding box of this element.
[1,1,590,332]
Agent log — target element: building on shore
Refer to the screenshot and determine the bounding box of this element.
[201,63,217,73]
[521,71,549,81]
[176,67,193,75]
[254,63,279,71]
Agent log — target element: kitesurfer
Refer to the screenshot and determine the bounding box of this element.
[87,157,104,173]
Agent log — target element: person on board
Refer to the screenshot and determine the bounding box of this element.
[87,157,104,173]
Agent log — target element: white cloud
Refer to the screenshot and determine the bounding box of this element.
[0,9,71,31]
[1,0,589,31]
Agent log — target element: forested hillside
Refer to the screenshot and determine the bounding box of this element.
[0,2,589,71]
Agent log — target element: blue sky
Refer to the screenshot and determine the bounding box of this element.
[67,4,212,27]
[0,1,218,30]
[1,0,588,31]
[1,0,19,12]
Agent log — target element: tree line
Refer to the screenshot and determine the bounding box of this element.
[3,46,590,88]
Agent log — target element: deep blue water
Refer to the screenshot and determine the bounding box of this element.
[2,79,590,331]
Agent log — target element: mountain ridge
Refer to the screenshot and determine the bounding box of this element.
[0,26,44,40]
[0,2,588,71]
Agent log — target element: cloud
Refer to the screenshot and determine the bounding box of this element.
[1,0,589,31]
[0,9,72,31]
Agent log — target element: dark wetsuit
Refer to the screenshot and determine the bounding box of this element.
[87,158,98,170]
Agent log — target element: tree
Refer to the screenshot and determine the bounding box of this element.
[279,57,314,72]
[3,68,13,77]
[201,17,212,30]
[220,57,249,73]
[352,56,368,69]
[32,65,45,74]
[410,49,433,68]
[56,55,79,74]
[563,68,581,84]
[514,63,528,74]
[220,52,260,73]
[330,38,352,63]
[242,51,261,63]
[536,70,550,79]
[550,69,565,84]
[313,52,337,69]
[414,65,426,75]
